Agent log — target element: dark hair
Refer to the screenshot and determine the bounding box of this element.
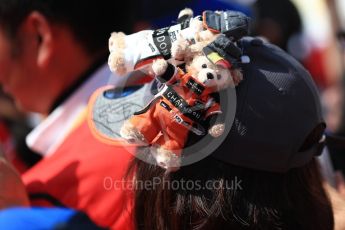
[251,0,302,51]
[127,150,333,229]
[0,0,135,55]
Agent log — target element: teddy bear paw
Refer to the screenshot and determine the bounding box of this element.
[120,120,148,146]
[108,32,126,52]
[152,59,168,76]
[152,148,181,172]
[108,51,127,76]
[208,123,225,138]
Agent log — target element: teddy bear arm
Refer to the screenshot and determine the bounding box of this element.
[171,36,190,61]
[204,101,225,138]
[152,59,179,85]
[157,63,177,84]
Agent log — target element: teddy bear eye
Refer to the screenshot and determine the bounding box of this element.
[217,75,222,80]
[202,64,207,68]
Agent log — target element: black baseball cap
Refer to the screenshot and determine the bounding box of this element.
[88,36,325,173]
[211,36,325,172]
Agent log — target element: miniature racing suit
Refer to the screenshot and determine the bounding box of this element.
[128,64,221,155]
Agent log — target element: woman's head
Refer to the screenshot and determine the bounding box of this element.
[130,156,332,230]
[128,37,333,229]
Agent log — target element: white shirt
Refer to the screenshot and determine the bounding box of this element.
[26,63,124,157]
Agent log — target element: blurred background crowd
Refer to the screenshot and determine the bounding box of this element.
[1,0,345,228]
[2,0,345,188]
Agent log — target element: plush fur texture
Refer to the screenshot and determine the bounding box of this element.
[119,9,243,171]
[108,32,127,75]
[171,30,216,62]
[107,8,221,76]
[120,120,149,146]
[121,53,242,171]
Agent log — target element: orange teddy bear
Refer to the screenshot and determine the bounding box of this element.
[120,54,242,171]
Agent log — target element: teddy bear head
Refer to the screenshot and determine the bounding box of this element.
[185,55,242,92]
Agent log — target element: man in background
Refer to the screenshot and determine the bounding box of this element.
[0,0,136,228]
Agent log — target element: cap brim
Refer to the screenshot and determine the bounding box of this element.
[87,82,155,145]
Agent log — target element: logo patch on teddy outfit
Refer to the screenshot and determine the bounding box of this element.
[152,27,173,59]
[185,79,205,95]
[163,86,203,122]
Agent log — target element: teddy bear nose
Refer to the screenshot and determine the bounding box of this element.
[207,73,214,79]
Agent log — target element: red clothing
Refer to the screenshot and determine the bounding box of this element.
[0,121,28,174]
[22,120,135,229]
[130,72,220,154]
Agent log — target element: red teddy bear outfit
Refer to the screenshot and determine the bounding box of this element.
[128,65,221,155]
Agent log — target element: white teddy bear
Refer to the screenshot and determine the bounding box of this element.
[108,8,250,76]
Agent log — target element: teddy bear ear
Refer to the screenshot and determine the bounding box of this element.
[177,8,194,21]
